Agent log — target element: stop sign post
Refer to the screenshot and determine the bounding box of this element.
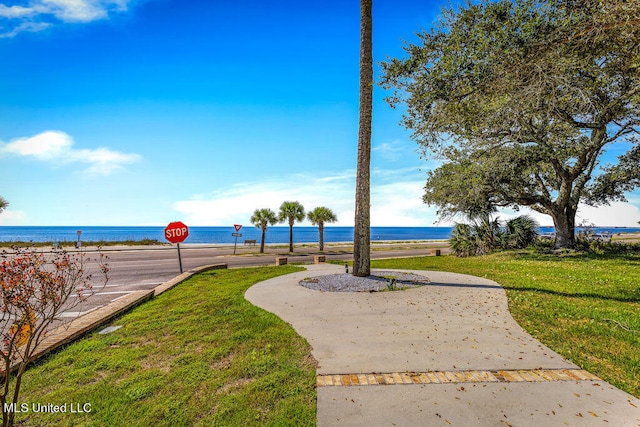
[165,221,189,273]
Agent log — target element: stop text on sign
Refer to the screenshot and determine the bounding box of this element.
[164,221,189,244]
[165,227,188,239]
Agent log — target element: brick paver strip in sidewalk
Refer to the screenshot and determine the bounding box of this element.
[316,369,601,387]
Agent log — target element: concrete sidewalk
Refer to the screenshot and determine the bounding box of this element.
[245,264,640,426]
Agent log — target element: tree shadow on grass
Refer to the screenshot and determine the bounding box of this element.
[511,251,640,265]
[502,285,640,304]
[427,281,503,290]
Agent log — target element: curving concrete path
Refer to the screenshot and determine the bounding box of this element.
[246,264,640,426]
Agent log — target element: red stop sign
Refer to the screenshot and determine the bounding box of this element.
[164,221,189,244]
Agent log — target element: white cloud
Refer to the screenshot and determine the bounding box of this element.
[372,181,439,226]
[173,169,441,227]
[173,167,640,228]
[496,199,640,228]
[174,173,356,227]
[0,130,141,175]
[0,21,51,38]
[43,0,107,22]
[0,0,131,37]
[0,209,28,226]
[1,130,72,159]
[0,5,36,18]
[41,0,129,22]
[575,201,640,227]
[372,140,407,161]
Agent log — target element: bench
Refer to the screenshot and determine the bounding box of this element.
[244,240,257,246]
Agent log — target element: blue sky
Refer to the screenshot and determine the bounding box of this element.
[1,0,638,228]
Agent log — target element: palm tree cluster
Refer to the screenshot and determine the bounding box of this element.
[450,215,539,257]
[250,202,337,253]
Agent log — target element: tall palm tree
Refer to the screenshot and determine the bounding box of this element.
[307,207,337,251]
[278,201,305,253]
[250,208,277,253]
[0,197,7,214]
[353,0,373,277]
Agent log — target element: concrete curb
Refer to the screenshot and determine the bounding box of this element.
[153,263,228,296]
[31,290,155,363]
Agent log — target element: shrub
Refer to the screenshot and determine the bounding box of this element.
[501,215,539,249]
[450,223,476,257]
[449,215,539,257]
[0,247,108,427]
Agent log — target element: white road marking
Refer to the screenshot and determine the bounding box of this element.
[111,293,134,302]
[70,291,133,298]
[95,291,134,295]
[58,306,101,318]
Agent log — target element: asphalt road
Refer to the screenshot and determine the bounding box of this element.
[97,242,449,286]
[28,242,450,321]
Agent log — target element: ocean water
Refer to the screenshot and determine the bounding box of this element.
[1,226,639,245]
[0,226,451,244]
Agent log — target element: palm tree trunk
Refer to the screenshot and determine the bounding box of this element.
[353,0,373,277]
[289,220,294,252]
[319,223,325,251]
[260,228,266,253]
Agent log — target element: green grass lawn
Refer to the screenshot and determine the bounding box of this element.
[15,266,316,427]
[372,251,640,397]
[11,251,640,427]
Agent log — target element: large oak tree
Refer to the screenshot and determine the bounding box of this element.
[382,0,640,248]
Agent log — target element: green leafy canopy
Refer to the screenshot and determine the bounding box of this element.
[381,0,640,247]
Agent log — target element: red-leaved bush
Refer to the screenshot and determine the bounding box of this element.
[0,246,108,427]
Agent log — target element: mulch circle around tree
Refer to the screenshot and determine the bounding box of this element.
[300,271,430,292]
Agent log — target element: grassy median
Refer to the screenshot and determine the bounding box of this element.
[373,251,640,398]
[15,265,316,427]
